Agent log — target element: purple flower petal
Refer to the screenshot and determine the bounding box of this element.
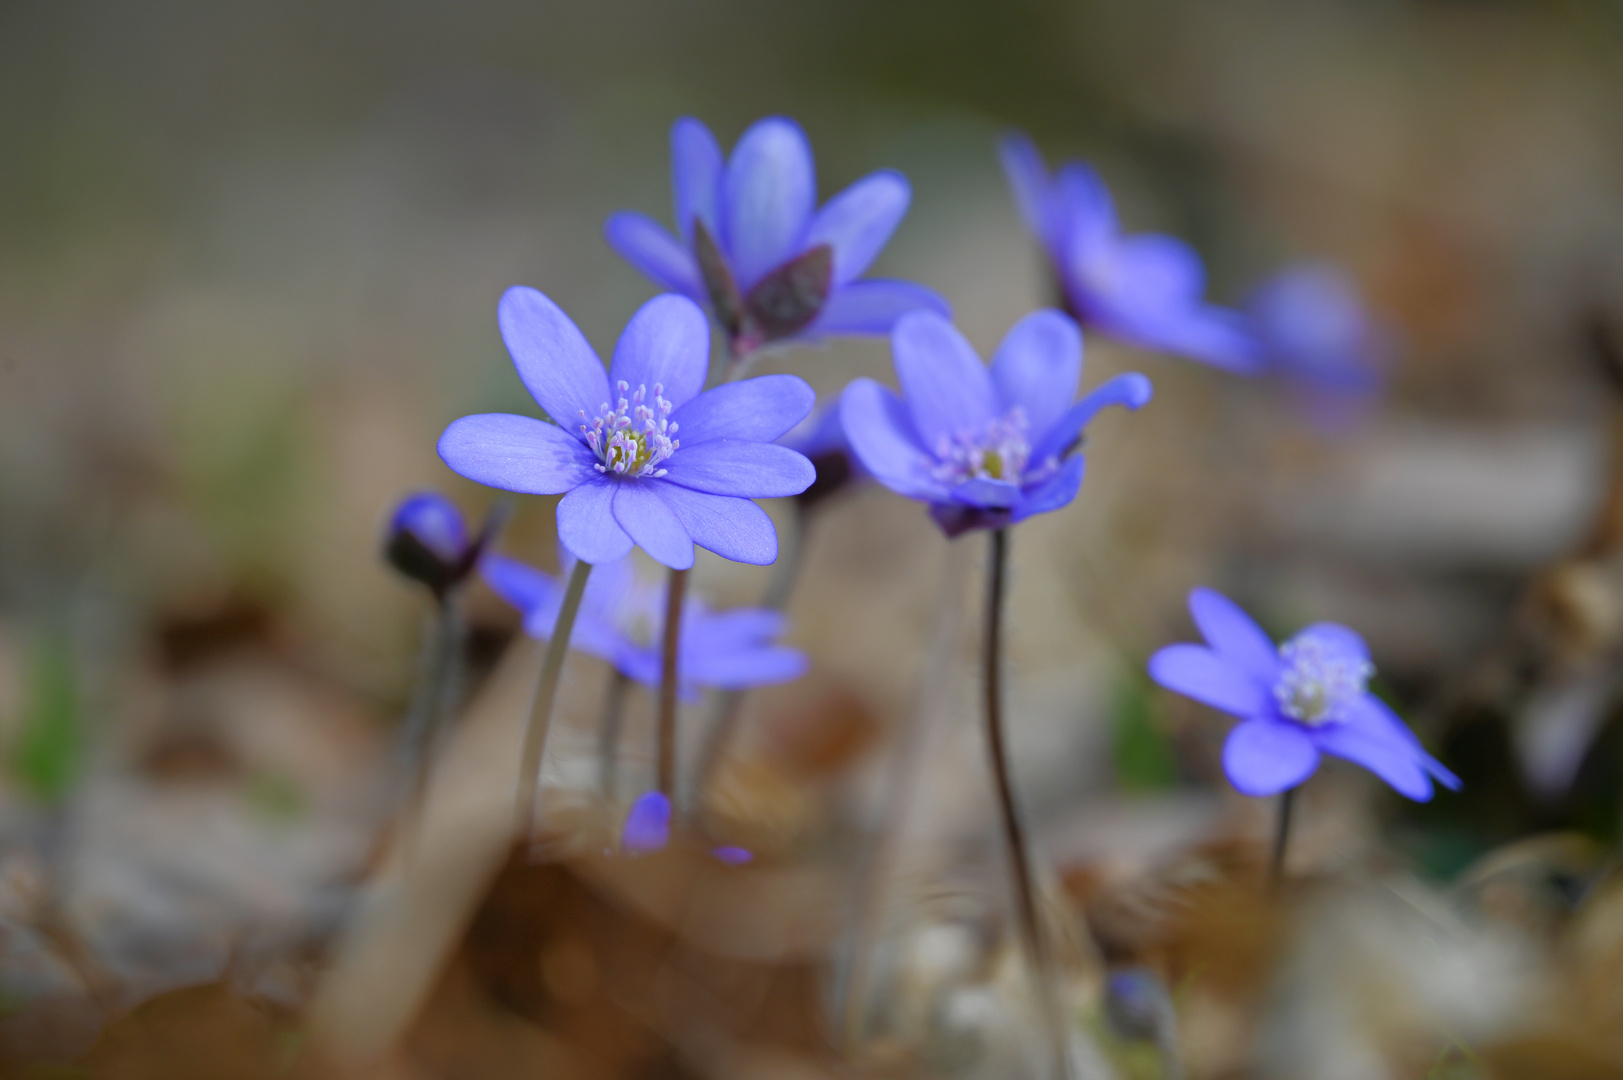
[437,414,600,494]
[1188,588,1279,684]
[1148,644,1270,717]
[480,552,557,615]
[1345,695,1461,790]
[1009,454,1085,523]
[1030,373,1153,464]
[390,492,468,563]
[997,132,1054,249]
[711,846,753,865]
[990,309,1082,439]
[951,477,1022,509]
[482,553,624,662]
[557,478,634,565]
[804,169,911,286]
[812,279,950,335]
[612,481,695,570]
[670,374,815,446]
[622,791,672,854]
[1223,718,1320,796]
[498,287,612,429]
[1314,715,1432,801]
[1053,162,1116,258]
[839,378,953,502]
[1114,234,1206,307]
[1297,622,1371,663]
[605,212,705,300]
[608,293,710,412]
[685,644,808,688]
[672,117,724,245]
[722,117,816,289]
[892,311,998,453]
[652,484,779,565]
[661,441,815,499]
[688,608,789,648]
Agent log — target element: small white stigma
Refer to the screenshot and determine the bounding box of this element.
[1273,633,1373,726]
[579,380,678,478]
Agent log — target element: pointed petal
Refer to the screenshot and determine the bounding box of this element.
[892,310,997,453]
[660,441,814,498]
[722,117,816,289]
[557,478,634,565]
[1148,644,1270,717]
[997,131,1054,245]
[804,169,911,286]
[1188,588,1279,683]
[604,213,704,300]
[652,484,778,565]
[1010,454,1085,523]
[608,293,709,411]
[1223,719,1320,796]
[670,374,815,446]
[838,378,951,502]
[671,117,723,244]
[990,309,1082,438]
[497,287,611,428]
[437,413,599,494]
[1030,372,1153,464]
[612,482,694,570]
[1345,695,1462,790]
[812,279,950,335]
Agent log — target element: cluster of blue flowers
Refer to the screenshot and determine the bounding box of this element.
[385,114,1452,863]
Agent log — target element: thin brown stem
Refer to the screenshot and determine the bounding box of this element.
[984,528,1071,1080]
[515,559,593,840]
[1270,786,1296,890]
[658,568,690,800]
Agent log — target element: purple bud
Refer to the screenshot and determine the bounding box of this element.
[385,492,473,595]
[621,791,672,854]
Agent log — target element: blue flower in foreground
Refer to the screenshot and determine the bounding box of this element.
[1247,263,1384,405]
[483,552,808,697]
[607,116,949,358]
[439,290,816,568]
[999,132,1260,374]
[839,309,1152,537]
[1149,588,1461,800]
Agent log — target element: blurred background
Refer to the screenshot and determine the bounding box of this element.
[5,1,1623,1077]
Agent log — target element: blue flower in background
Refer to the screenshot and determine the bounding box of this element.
[778,403,869,509]
[482,551,808,697]
[1149,588,1460,800]
[840,309,1152,537]
[999,131,1260,374]
[607,116,949,358]
[1247,262,1384,409]
[385,491,501,595]
[438,290,816,569]
[622,791,672,854]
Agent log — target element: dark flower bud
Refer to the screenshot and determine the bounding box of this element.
[385,492,479,597]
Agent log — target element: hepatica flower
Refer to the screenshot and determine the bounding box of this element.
[1149,589,1460,800]
[1247,263,1384,402]
[999,132,1259,374]
[483,552,808,698]
[606,116,949,358]
[438,290,816,569]
[839,309,1152,537]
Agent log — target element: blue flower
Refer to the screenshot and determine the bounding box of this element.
[607,117,950,358]
[778,403,869,509]
[838,309,1152,537]
[385,491,488,594]
[1247,262,1384,400]
[1148,588,1461,800]
[482,551,808,698]
[999,132,1260,374]
[438,290,817,569]
[622,791,672,854]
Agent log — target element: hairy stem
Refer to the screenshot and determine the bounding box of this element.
[658,568,690,800]
[514,559,593,840]
[1270,786,1296,890]
[595,669,631,800]
[984,528,1070,1080]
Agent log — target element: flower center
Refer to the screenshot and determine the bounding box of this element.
[1273,632,1373,726]
[581,381,679,478]
[932,408,1054,486]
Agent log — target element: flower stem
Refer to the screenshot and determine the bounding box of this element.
[983,528,1071,1080]
[595,669,631,799]
[657,568,690,801]
[514,558,593,840]
[398,595,464,821]
[1270,786,1296,889]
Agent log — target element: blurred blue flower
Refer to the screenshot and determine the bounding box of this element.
[438,290,816,569]
[622,790,671,854]
[839,309,1152,537]
[1247,263,1384,416]
[385,491,495,595]
[607,116,949,358]
[482,551,808,698]
[999,132,1260,374]
[778,403,868,509]
[1148,588,1460,800]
